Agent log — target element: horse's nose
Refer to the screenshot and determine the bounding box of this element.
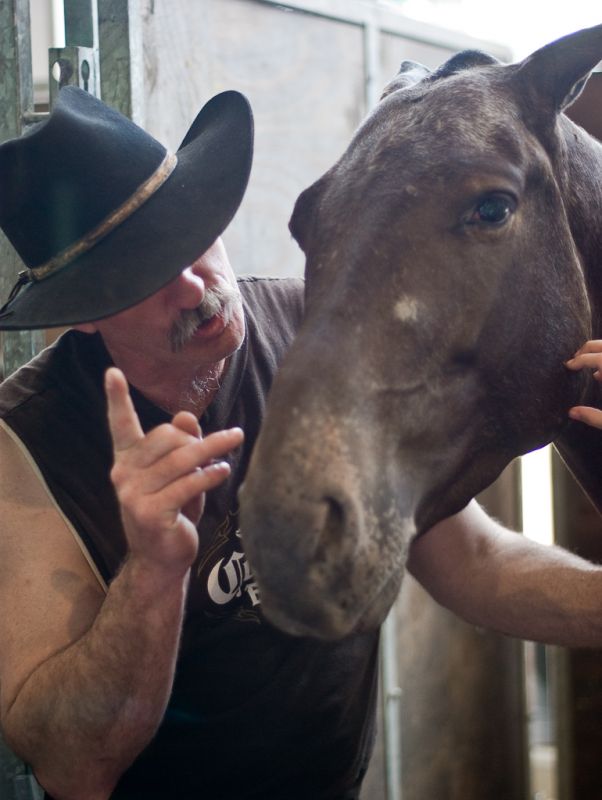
[312,495,346,561]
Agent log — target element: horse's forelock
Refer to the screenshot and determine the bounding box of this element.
[432,50,501,81]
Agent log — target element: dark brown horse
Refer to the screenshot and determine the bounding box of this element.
[239,25,602,639]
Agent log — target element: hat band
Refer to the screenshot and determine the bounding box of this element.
[28,151,178,282]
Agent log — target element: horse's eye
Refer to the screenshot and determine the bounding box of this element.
[468,194,516,226]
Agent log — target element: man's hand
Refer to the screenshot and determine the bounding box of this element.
[105,367,243,576]
[566,340,602,429]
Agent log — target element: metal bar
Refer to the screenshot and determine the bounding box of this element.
[51,0,101,103]
[98,0,144,123]
[0,0,33,126]
[363,10,381,111]
[251,0,511,58]
[48,44,100,106]
[13,772,43,800]
[64,0,98,47]
[21,111,49,125]
[0,0,46,380]
[381,606,403,800]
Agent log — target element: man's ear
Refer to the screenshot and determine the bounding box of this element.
[72,322,98,334]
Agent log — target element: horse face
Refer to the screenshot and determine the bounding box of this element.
[239,25,602,640]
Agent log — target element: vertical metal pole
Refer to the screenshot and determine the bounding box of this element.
[363,7,380,111]
[98,0,144,123]
[49,0,100,105]
[64,0,98,46]
[364,14,403,800]
[0,0,46,380]
[381,607,403,800]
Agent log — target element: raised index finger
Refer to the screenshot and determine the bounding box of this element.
[105,367,144,452]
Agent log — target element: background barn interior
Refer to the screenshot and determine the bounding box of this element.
[0,2,601,798]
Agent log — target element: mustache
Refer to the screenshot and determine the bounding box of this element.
[168,283,241,353]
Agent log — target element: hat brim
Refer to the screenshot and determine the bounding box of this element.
[0,90,253,330]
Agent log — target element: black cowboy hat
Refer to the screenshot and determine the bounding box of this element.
[0,85,253,329]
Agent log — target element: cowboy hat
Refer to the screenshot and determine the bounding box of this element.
[0,85,253,329]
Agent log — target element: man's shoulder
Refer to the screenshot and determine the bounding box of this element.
[237,274,304,303]
[237,275,304,334]
[0,339,59,417]
[0,330,106,419]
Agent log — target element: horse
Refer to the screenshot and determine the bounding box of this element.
[239,24,602,640]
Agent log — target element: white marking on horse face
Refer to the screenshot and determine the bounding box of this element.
[394,295,420,323]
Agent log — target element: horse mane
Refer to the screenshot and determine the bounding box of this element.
[432,50,501,80]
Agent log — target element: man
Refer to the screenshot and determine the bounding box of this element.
[0,86,600,800]
[0,85,376,800]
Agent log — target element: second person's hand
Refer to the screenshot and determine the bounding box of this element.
[565,340,602,429]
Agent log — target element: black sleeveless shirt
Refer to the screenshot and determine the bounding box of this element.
[0,277,378,799]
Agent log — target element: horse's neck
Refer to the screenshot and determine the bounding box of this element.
[562,125,602,333]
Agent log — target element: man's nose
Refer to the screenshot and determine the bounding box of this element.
[168,266,205,309]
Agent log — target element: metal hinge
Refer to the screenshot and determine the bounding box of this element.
[13,770,43,800]
[49,44,101,106]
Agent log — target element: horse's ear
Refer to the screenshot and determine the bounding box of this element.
[380,61,430,100]
[289,176,327,252]
[516,23,602,112]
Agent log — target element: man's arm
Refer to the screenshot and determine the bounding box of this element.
[407,499,602,647]
[0,368,243,800]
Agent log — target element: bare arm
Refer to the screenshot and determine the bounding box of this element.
[0,368,243,799]
[407,500,602,647]
[3,552,188,799]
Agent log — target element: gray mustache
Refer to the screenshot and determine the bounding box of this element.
[169,284,240,352]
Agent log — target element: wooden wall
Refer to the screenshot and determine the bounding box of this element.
[138,0,510,281]
[395,466,528,800]
[140,0,365,279]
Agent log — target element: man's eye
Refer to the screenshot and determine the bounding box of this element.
[468,194,516,225]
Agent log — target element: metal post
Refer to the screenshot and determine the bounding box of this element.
[381,607,403,800]
[0,0,46,380]
[363,5,381,111]
[362,18,403,800]
[49,0,100,105]
[64,0,98,46]
[98,0,144,123]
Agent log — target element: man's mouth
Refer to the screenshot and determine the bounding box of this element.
[169,284,240,352]
[192,310,227,338]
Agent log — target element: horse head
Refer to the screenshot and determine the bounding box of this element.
[239,25,602,639]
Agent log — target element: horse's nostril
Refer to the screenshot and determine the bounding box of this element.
[323,496,345,541]
[313,496,346,563]
[450,349,478,370]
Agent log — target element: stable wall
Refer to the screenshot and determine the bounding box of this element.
[136,0,510,281]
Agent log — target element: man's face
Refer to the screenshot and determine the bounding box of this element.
[84,238,245,371]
